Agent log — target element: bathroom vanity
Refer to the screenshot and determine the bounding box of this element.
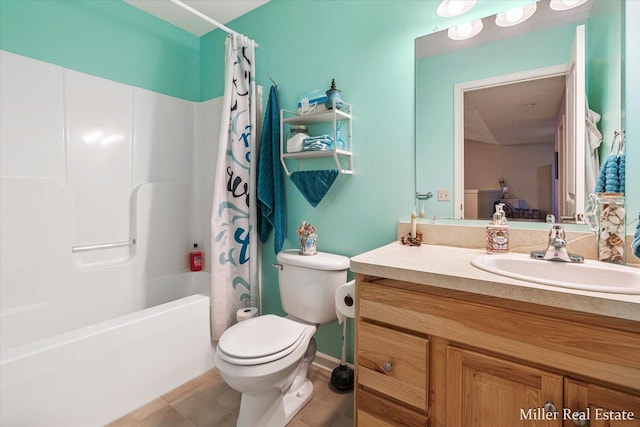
[350,243,640,426]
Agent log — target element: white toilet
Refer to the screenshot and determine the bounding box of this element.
[214,249,350,427]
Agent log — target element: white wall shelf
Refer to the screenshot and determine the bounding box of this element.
[279,101,353,176]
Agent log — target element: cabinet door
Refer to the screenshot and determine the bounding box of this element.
[357,321,429,411]
[447,346,563,427]
[564,378,640,427]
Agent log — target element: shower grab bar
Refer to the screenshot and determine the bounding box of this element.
[72,239,135,253]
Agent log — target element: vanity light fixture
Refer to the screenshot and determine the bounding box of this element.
[495,2,537,27]
[549,0,589,11]
[437,0,476,18]
[448,19,483,40]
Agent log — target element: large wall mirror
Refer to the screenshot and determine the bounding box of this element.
[415,0,624,225]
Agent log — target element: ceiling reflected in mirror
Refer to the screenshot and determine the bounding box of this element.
[464,75,566,147]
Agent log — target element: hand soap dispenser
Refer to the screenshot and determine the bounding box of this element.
[486,203,509,254]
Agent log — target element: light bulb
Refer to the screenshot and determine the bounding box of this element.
[505,7,524,23]
[457,22,472,38]
[447,0,465,16]
[448,19,483,40]
[550,0,588,11]
[437,0,477,17]
[495,3,537,27]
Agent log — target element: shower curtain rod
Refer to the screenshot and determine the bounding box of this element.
[169,0,259,46]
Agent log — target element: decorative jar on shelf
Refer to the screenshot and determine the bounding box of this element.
[325,79,343,110]
[286,125,309,153]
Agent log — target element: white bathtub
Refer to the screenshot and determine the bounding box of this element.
[0,273,216,426]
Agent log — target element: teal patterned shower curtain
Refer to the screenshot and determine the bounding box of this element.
[210,33,258,340]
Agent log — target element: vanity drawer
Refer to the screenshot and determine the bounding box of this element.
[357,321,429,411]
[357,388,428,427]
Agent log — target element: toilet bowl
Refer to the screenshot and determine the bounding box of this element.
[215,315,317,426]
[214,249,350,427]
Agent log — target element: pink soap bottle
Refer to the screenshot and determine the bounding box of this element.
[190,244,202,271]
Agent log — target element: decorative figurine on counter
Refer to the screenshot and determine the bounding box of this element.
[401,207,422,246]
[297,221,317,255]
[400,231,423,246]
[325,79,343,110]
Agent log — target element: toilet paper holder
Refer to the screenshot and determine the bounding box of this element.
[343,294,353,307]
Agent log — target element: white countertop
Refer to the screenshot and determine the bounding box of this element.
[350,242,640,322]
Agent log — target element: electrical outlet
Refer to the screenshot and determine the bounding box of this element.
[437,189,450,201]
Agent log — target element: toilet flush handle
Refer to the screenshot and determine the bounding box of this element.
[272,263,283,270]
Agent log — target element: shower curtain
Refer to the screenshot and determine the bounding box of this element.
[211,34,258,340]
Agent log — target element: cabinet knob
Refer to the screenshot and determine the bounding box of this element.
[383,362,393,373]
[543,401,558,416]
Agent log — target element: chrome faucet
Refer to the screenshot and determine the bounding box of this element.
[531,223,584,263]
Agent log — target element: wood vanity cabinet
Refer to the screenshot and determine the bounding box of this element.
[354,275,640,427]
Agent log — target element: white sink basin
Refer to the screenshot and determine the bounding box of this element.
[471,254,640,294]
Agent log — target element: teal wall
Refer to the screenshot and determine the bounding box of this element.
[586,0,623,156]
[212,0,537,361]
[1,0,636,363]
[0,0,200,101]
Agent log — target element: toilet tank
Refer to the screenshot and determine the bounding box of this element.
[276,249,350,324]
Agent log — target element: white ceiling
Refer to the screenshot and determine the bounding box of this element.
[124,0,269,37]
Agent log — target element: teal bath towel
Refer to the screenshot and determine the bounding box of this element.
[257,86,286,253]
[290,170,339,207]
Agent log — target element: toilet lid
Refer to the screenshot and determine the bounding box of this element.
[218,315,309,365]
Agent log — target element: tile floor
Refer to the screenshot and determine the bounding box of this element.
[106,364,354,427]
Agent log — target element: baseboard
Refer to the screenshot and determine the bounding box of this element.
[312,351,354,372]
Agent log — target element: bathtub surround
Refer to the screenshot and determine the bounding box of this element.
[210,34,259,340]
[1,50,206,347]
[0,50,218,425]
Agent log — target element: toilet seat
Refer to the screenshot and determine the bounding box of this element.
[217,315,309,366]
